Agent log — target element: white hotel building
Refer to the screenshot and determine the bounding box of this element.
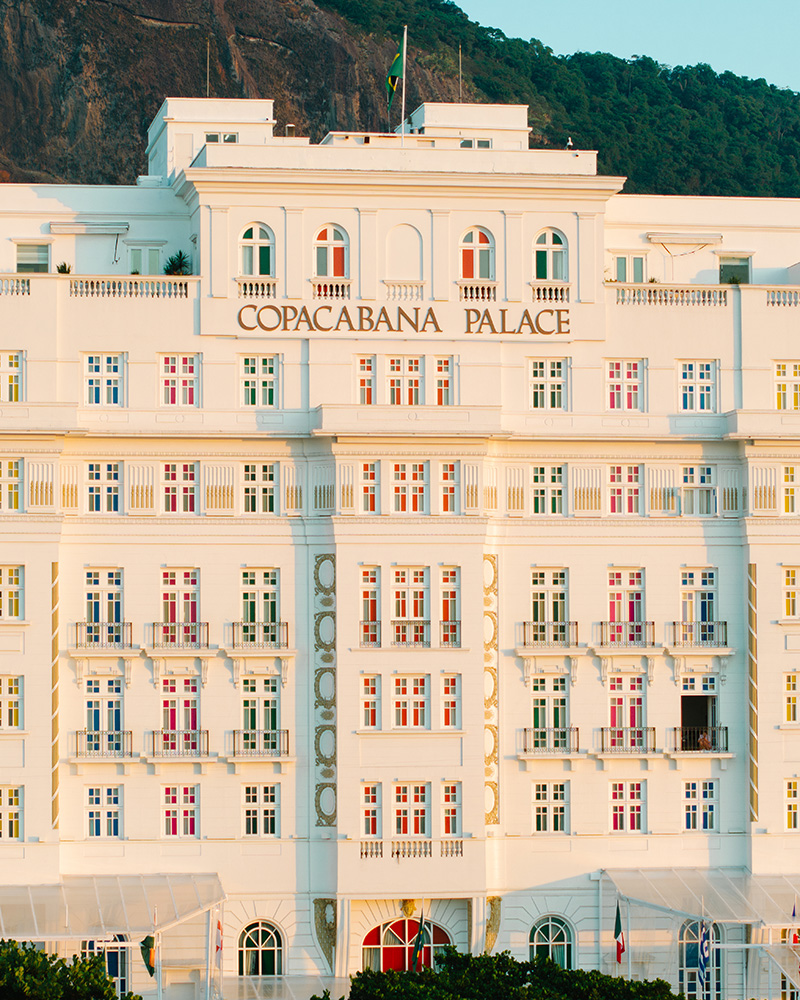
[2,96,800,998]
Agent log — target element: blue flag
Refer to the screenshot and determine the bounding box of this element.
[698,921,710,990]
[410,906,425,971]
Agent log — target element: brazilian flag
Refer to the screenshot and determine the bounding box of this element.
[386,35,404,110]
[140,935,156,977]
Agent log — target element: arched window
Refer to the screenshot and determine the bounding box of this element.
[460,227,494,281]
[362,918,450,972]
[314,226,349,278]
[534,229,568,281]
[678,920,722,1000]
[81,935,128,997]
[239,920,283,976]
[240,225,275,277]
[529,916,573,969]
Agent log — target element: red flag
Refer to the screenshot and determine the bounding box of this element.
[615,901,625,964]
[215,918,223,969]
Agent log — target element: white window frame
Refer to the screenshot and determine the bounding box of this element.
[87,785,121,838]
[787,674,798,723]
[84,354,124,407]
[86,462,122,514]
[362,462,379,514]
[679,361,716,413]
[393,675,429,729]
[681,466,717,516]
[162,784,199,838]
[392,462,427,514]
[241,356,277,408]
[529,359,568,411]
[239,225,275,278]
[393,782,430,837]
[0,677,21,729]
[531,465,565,515]
[314,225,349,278]
[361,675,380,729]
[683,780,717,831]
[608,465,642,515]
[161,462,197,514]
[459,227,495,281]
[776,362,800,411]
[610,780,645,833]
[243,462,278,514]
[442,674,461,728]
[533,780,568,833]
[605,360,645,412]
[362,782,381,837]
[0,461,22,512]
[16,243,49,273]
[442,781,461,837]
[388,357,424,406]
[358,356,375,404]
[789,780,799,831]
[159,354,200,408]
[243,783,279,837]
[435,357,454,405]
[0,786,22,840]
[612,253,646,284]
[0,352,23,403]
[0,566,22,620]
[534,229,568,282]
[129,245,162,275]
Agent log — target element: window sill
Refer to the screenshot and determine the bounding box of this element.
[0,730,27,736]
[0,620,29,626]
[356,729,465,737]
[778,723,800,730]
[777,619,800,627]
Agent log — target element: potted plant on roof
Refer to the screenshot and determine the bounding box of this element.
[163,250,191,275]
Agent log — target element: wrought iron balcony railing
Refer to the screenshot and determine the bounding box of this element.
[233,729,289,757]
[232,621,288,649]
[391,620,431,647]
[440,621,461,647]
[521,621,578,647]
[600,727,657,753]
[599,621,655,647]
[670,726,728,752]
[76,622,133,649]
[76,730,132,757]
[151,622,208,648]
[360,621,381,648]
[522,727,580,754]
[152,729,209,757]
[669,621,728,647]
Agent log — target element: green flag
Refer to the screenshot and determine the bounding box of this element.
[386,35,404,110]
[140,934,156,977]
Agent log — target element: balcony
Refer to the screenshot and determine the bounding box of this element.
[232,621,288,649]
[391,620,431,647]
[311,279,351,300]
[599,621,655,647]
[391,840,432,859]
[522,727,580,754]
[76,730,132,758]
[382,279,425,302]
[360,621,381,648]
[521,621,578,647]
[600,727,657,753]
[152,729,209,757]
[670,726,729,752]
[69,276,192,299]
[76,622,133,649]
[669,621,728,647]
[236,278,277,300]
[360,841,384,859]
[233,729,289,757]
[151,622,208,648]
[530,281,570,303]
[457,280,496,302]
[440,621,461,648]
[612,283,729,307]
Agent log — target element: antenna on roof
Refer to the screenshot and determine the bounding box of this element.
[566,136,574,149]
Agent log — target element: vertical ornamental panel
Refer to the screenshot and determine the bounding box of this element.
[483,554,499,825]
[314,554,337,826]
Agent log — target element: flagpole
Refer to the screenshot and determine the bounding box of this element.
[155,905,163,1000]
[205,907,212,1000]
[400,24,408,147]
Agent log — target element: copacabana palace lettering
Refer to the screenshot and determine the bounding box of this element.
[237,304,570,335]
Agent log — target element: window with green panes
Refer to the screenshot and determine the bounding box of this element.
[240,225,274,276]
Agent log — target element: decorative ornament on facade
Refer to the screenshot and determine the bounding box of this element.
[313,898,337,972]
[483,554,499,825]
[314,554,337,826]
[485,896,502,954]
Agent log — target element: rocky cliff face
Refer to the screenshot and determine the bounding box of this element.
[0,0,470,183]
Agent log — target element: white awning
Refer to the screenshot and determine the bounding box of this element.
[0,874,224,940]
[606,868,800,926]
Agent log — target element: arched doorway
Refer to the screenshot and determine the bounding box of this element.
[362,918,450,971]
[678,919,722,1000]
[238,920,283,976]
[529,915,573,969]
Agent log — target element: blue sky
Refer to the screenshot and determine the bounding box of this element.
[455,1,800,92]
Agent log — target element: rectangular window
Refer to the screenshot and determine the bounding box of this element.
[85,678,123,754]
[388,357,424,406]
[243,784,279,837]
[785,467,799,514]
[393,676,429,728]
[241,569,280,647]
[683,780,717,831]
[681,570,716,624]
[86,463,121,514]
[0,461,21,512]
[358,357,375,404]
[363,783,381,837]
[787,674,798,723]
[719,256,750,284]
[392,568,428,645]
[241,356,277,407]
[679,362,716,412]
[0,787,21,839]
[530,569,568,645]
[361,567,380,646]
[163,785,198,837]
[442,782,461,836]
[776,363,800,411]
[0,567,22,619]
[607,569,644,640]
[440,567,460,646]
[440,462,459,514]
[530,359,567,410]
[241,676,280,750]
[608,465,641,515]
[362,676,380,729]
[533,781,568,833]
[393,462,427,513]
[0,353,22,403]
[16,244,48,273]
[442,675,461,728]
[394,783,429,836]
[606,360,644,411]
[243,463,278,514]
[162,463,197,514]
[436,357,453,405]
[362,462,379,513]
[129,246,161,275]
[161,569,199,640]
[87,785,121,838]
[161,678,199,751]
[614,255,645,283]
[160,355,199,407]
[611,780,645,832]
[531,466,564,515]
[608,675,645,749]
[0,677,20,729]
[789,781,800,830]
[84,354,123,407]
[682,466,716,516]
[786,569,799,619]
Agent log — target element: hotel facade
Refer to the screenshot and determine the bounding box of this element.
[1,96,800,998]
